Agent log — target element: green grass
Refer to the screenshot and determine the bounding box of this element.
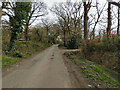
[58,44,67,49]
[2,55,22,67]
[2,41,51,68]
[66,52,120,88]
[75,59,120,87]
[14,41,51,56]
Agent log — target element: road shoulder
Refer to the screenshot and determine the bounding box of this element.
[61,50,90,88]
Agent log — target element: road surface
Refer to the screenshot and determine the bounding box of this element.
[3,45,72,88]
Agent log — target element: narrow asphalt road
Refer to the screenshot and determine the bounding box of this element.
[3,45,72,88]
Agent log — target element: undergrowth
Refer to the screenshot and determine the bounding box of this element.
[65,52,120,88]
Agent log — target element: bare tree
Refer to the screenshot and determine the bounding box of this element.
[51,1,71,46]
[72,2,83,33]
[117,6,119,36]
[107,2,112,38]
[106,1,120,38]
[41,17,52,36]
[58,18,67,46]
[110,1,120,36]
[111,2,120,7]
[51,1,83,46]
[25,2,47,41]
[83,0,92,42]
[92,0,107,39]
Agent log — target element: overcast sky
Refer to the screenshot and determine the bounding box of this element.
[1,0,119,35]
[41,0,118,35]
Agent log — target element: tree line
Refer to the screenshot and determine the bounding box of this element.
[1,0,120,51]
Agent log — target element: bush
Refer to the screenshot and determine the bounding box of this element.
[58,44,67,49]
[86,41,96,52]
[86,37,118,53]
[67,34,82,49]
[81,36,119,72]
[13,51,23,58]
[102,38,117,52]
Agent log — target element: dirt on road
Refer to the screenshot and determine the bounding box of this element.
[3,45,90,88]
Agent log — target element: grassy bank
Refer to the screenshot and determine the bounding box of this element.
[2,55,22,68]
[65,52,120,88]
[81,38,119,73]
[2,41,51,68]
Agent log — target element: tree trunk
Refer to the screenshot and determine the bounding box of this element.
[0,8,1,23]
[0,8,2,56]
[93,26,95,39]
[84,2,88,42]
[25,23,29,41]
[68,25,70,36]
[107,2,111,38]
[117,7,120,36]
[93,17,100,39]
[63,29,66,46]
[118,6,120,73]
[46,26,49,36]
[83,2,89,58]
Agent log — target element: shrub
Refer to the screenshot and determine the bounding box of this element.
[86,37,118,53]
[86,41,96,52]
[101,37,117,52]
[13,51,23,58]
[81,36,119,72]
[67,34,82,49]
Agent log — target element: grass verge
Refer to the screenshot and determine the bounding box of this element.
[2,41,51,68]
[2,55,22,68]
[65,52,120,88]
